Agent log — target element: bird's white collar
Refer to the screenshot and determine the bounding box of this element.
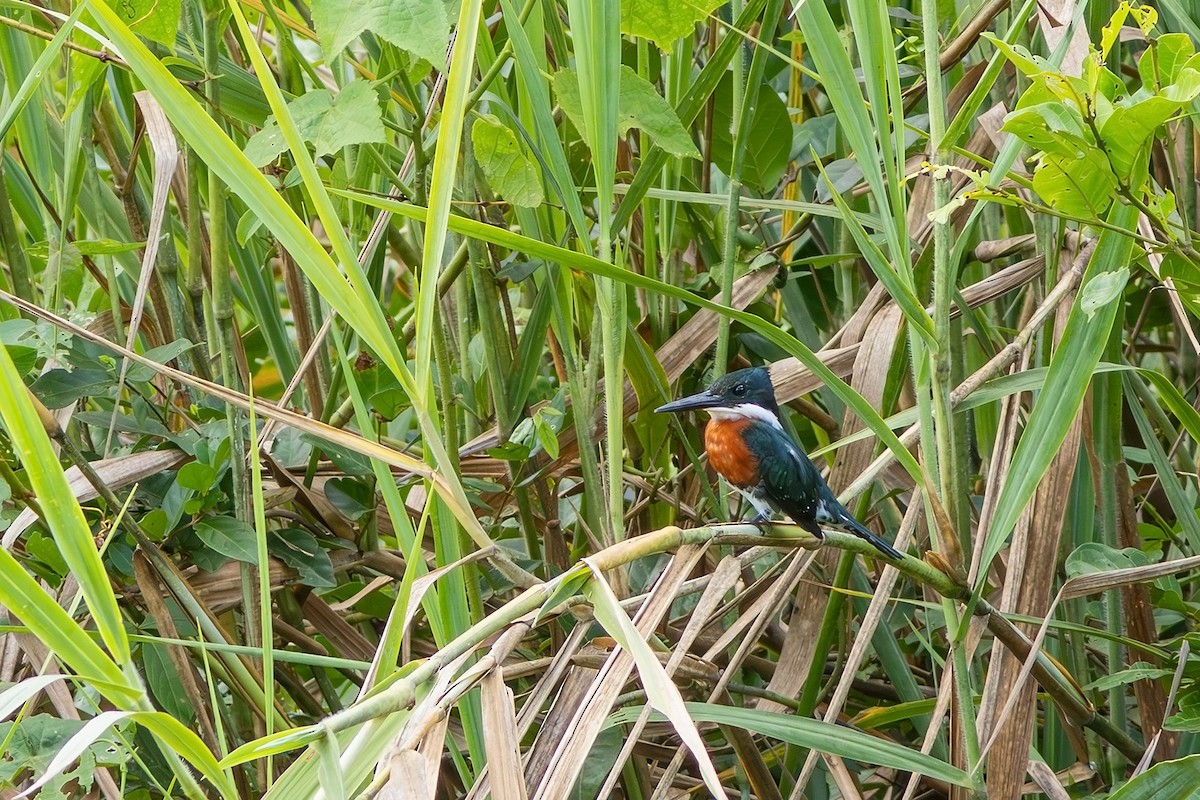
[705,404,783,430]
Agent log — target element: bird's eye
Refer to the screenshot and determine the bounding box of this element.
[732,383,746,396]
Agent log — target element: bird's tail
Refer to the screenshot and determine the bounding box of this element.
[841,515,903,560]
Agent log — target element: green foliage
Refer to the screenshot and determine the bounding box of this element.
[620,0,724,49]
[986,4,1200,219]
[554,65,700,159]
[244,82,386,166]
[310,0,449,64]
[471,114,544,207]
[1108,756,1200,799]
[0,716,128,799]
[709,76,791,190]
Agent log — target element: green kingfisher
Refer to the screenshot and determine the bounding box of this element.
[656,366,902,560]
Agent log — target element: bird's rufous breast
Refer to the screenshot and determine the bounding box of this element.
[704,417,759,488]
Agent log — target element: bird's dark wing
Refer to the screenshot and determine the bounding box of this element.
[744,421,904,559]
[742,422,827,523]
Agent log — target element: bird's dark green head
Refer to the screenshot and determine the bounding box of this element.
[655,366,780,419]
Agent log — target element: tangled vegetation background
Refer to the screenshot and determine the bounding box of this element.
[2,0,1200,797]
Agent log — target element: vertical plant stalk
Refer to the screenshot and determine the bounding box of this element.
[713,0,746,375]
[183,149,212,379]
[0,158,32,301]
[247,400,275,783]
[782,30,805,268]
[922,4,981,788]
[202,6,258,726]
[566,0,623,545]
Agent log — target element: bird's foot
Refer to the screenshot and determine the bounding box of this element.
[750,511,773,533]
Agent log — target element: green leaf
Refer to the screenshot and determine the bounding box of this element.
[1108,755,1200,799]
[126,339,196,383]
[311,0,449,65]
[1085,662,1174,692]
[98,0,182,46]
[270,528,336,588]
[710,74,789,190]
[1032,149,1118,218]
[0,325,132,673]
[472,114,544,207]
[142,642,195,723]
[30,367,112,408]
[244,82,385,166]
[1100,4,1131,60]
[1167,690,1200,732]
[555,67,700,160]
[139,509,170,541]
[614,66,700,159]
[620,0,723,49]
[1101,91,1200,188]
[1139,34,1195,88]
[325,477,375,520]
[25,710,237,799]
[1002,103,1088,157]
[193,516,259,564]
[176,461,218,492]
[983,34,1051,77]
[532,407,562,459]
[610,702,973,786]
[26,532,69,576]
[73,239,145,256]
[1065,542,1150,577]
[584,565,725,797]
[1079,267,1129,318]
[3,345,37,378]
[976,203,1138,595]
[0,715,118,792]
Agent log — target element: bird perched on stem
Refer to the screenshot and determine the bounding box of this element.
[656,366,902,560]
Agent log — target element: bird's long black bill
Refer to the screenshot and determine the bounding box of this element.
[655,390,722,414]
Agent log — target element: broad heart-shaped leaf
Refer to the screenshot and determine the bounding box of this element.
[555,67,700,161]
[311,0,448,65]
[11,710,235,799]
[1107,755,1200,799]
[709,74,790,191]
[1032,149,1118,218]
[1064,541,1150,578]
[192,516,259,564]
[0,715,117,792]
[244,82,385,167]
[472,114,544,208]
[620,0,723,49]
